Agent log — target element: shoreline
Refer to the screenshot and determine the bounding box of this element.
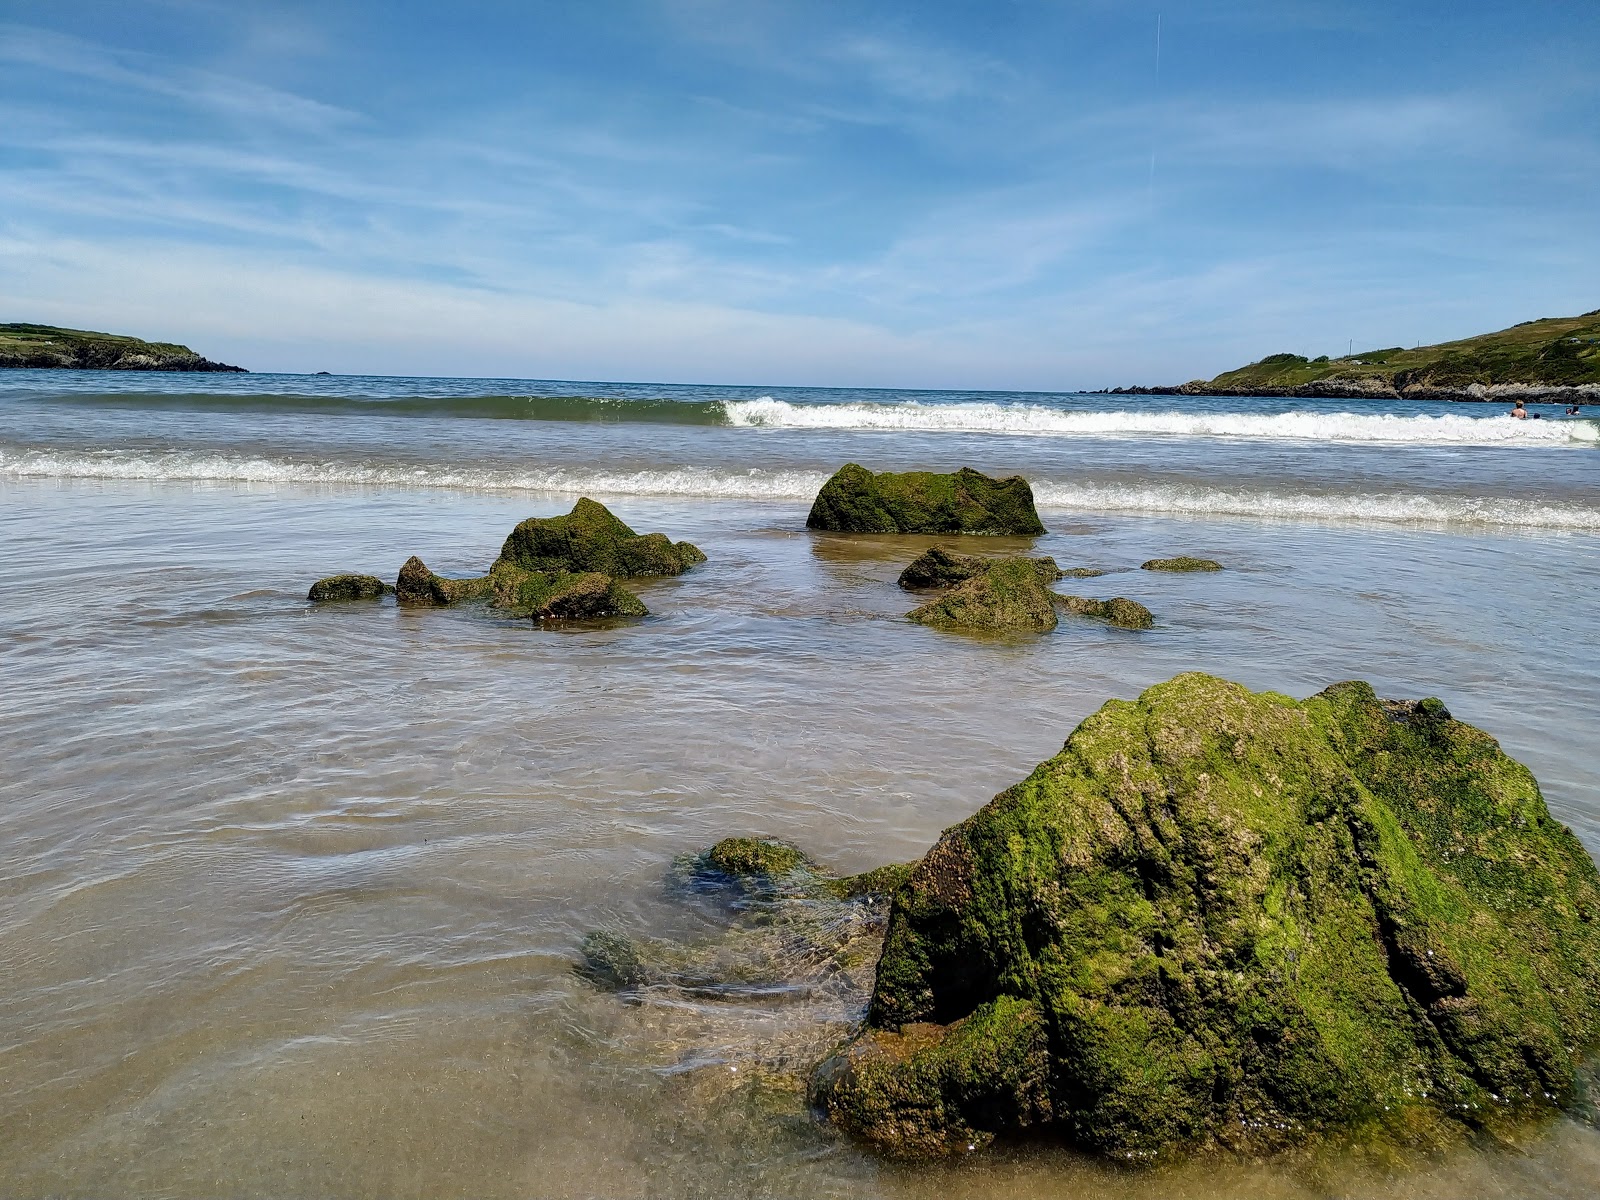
[1105,380,1600,404]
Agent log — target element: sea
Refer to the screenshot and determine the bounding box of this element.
[2,369,1598,1198]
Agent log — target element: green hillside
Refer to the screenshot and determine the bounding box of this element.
[1203,310,1600,394]
[0,323,245,372]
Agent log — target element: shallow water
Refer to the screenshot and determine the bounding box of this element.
[1,372,1597,1197]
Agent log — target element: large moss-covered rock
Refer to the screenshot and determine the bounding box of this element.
[308,573,392,601]
[907,558,1059,633]
[1057,594,1155,629]
[807,464,1046,535]
[1142,556,1222,572]
[496,497,705,578]
[813,674,1600,1160]
[898,547,1062,591]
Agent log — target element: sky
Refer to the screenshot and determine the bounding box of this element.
[1,0,1597,388]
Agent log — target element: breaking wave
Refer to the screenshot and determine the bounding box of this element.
[5,447,1596,529]
[723,399,1600,446]
[18,389,1598,445]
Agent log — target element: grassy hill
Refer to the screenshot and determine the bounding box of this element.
[0,323,245,372]
[1190,311,1600,399]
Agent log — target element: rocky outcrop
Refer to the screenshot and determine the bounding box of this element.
[307,573,392,601]
[898,547,1062,590]
[496,497,705,578]
[807,464,1046,536]
[0,323,245,371]
[907,558,1059,633]
[1056,594,1154,629]
[1142,556,1222,572]
[381,500,701,621]
[813,675,1600,1159]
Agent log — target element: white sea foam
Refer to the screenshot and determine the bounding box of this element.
[725,399,1600,446]
[5,446,1596,530]
[0,447,828,500]
[1032,481,1600,530]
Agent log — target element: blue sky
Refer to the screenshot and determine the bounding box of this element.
[2,1,1596,387]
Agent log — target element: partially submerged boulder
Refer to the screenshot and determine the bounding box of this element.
[907,558,1058,633]
[496,496,705,578]
[898,547,1062,591]
[389,500,691,619]
[1142,556,1222,572]
[307,573,392,602]
[807,464,1046,536]
[394,556,492,605]
[813,674,1600,1160]
[486,561,648,619]
[1056,594,1155,629]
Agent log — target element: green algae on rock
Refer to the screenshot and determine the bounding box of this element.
[496,496,705,578]
[307,573,392,602]
[485,560,649,619]
[1142,556,1223,572]
[1056,594,1155,629]
[898,546,1062,591]
[394,556,493,605]
[813,674,1600,1160]
[807,464,1046,535]
[907,558,1058,633]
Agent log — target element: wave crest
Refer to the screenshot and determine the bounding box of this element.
[4,447,1595,530]
[724,399,1599,445]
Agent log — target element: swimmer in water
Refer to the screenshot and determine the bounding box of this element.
[1510,400,1529,419]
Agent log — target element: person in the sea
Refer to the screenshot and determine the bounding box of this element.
[1510,401,1529,419]
[1568,403,1584,416]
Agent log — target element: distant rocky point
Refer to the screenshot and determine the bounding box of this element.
[1112,309,1600,403]
[0,323,246,372]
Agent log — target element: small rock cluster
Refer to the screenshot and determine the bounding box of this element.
[309,497,704,621]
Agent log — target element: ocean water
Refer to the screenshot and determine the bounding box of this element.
[2,369,1597,1198]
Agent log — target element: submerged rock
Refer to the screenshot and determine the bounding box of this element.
[807,464,1046,536]
[813,674,1600,1159]
[1142,556,1222,572]
[898,547,1062,590]
[907,558,1058,633]
[496,496,705,578]
[579,838,913,999]
[1056,594,1155,629]
[1057,566,1106,578]
[307,573,392,602]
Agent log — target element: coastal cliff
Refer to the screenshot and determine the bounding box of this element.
[1116,310,1600,403]
[0,323,246,372]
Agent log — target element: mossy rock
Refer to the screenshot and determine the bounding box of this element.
[394,556,493,605]
[496,496,705,578]
[807,464,1046,535]
[898,547,1061,591]
[1057,594,1155,629]
[1057,566,1105,578]
[907,559,1058,633]
[308,573,392,602]
[814,674,1600,1160]
[487,560,647,619]
[1142,556,1222,572]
